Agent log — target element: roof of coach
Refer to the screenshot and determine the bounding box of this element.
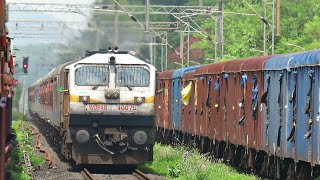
[172,65,200,78]
[194,63,209,75]
[30,59,78,87]
[157,69,175,79]
[206,61,227,75]
[265,52,299,70]
[65,53,156,71]
[182,71,197,81]
[224,59,246,72]
[267,49,320,70]
[290,49,320,68]
[240,56,270,71]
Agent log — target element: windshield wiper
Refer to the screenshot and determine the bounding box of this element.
[92,78,107,90]
[127,85,132,90]
[92,85,100,90]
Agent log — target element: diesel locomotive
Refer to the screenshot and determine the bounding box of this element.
[28,48,156,165]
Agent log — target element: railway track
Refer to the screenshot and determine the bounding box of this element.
[132,169,152,180]
[30,119,164,180]
[81,168,94,180]
[80,168,152,180]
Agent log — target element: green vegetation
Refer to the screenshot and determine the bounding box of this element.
[191,0,320,62]
[139,143,257,180]
[12,111,23,121]
[7,120,45,180]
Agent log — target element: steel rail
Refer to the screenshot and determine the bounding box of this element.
[132,169,151,180]
[81,168,94,180]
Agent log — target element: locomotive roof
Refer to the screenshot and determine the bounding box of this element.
[65,53,156,70]
[29,53,155,88]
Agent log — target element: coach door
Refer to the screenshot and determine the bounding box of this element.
[61,70,72,159]
[62,70,70,133]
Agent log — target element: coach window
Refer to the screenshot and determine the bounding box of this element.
[75,65,109,86]
[116,66,150,87]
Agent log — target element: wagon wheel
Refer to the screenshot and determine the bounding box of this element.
[286,163,295,180]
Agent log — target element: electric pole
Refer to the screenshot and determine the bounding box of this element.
[114,0,119,47]
[276,0,280,36]
[145,0,149,32]
[218,0,224,59]
[180,30,184,68]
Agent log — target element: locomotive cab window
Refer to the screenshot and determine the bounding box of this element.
[75,65,109,86]
[116,66,150,87]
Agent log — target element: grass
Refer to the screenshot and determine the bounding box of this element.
[138,143,257,180]
[7,119,46,180]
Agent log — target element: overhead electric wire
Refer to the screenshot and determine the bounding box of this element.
[177,7,207,35]
[170,12,212,41]
[112,0,179,55]
[242,0,271,27]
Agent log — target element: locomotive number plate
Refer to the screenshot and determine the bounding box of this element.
[87,104,108,111]
[116,105,138,111]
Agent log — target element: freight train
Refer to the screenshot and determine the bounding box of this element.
[0,0,16,179]
[28,48,156,165]
[155,49,320,179]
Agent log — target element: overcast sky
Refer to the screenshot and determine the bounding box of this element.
[7,0,96,45]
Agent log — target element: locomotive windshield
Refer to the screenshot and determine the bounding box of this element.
[116,66,150,87]
[75,65,109,86]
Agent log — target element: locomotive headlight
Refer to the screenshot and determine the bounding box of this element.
[80,96,90,103]
[135,97,145,104]
[133,131,147,145]
[137,97,143,104]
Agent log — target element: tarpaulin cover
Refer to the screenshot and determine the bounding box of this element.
[182,72,197,134]
[171,66,199,131]
[181,82,192,105]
